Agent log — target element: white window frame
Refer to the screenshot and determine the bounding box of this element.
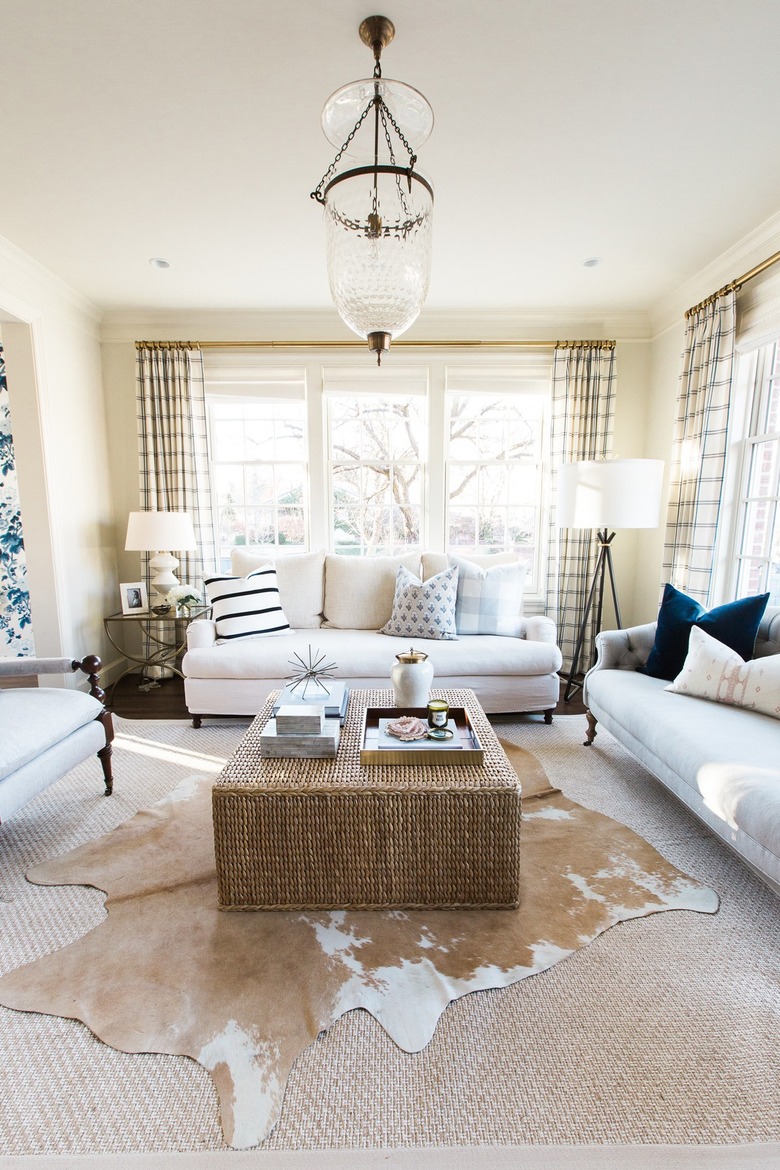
[204,356,310,571]
[202,348,553,611]
[444,364,551,601]
[719,340,780,603]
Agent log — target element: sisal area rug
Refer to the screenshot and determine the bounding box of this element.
[0,715,778,1160]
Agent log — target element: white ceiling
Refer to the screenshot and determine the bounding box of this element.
[2,0,780,317]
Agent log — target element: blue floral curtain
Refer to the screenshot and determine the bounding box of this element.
[0,344,35,655]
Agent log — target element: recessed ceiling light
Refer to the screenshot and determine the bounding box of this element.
[583,256,603,268]
[149,257,171,269]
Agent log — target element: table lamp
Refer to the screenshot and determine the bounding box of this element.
[125,511,197,597]
[556,458,664,700]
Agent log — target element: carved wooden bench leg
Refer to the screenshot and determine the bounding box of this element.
[98,743,114,795]
[584,709,598,746]
[192,715,203,729]
[80,656,115,795]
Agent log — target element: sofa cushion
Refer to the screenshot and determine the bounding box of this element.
[0,688,103,780]
[643,583,770,681]
[230,548,325,628]
[182,626,561,681]
[665,626,780,720]
[204,565,292,643]
[421,550,518,580]
[380,565,459,641]
[447,555,526,636]
[323,553,420,629]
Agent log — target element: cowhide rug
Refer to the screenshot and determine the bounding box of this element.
[0,740,717,1149]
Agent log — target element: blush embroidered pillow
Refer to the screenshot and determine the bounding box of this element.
[380,566,459,641]
[665,626,780,720]
[204,565,292,643]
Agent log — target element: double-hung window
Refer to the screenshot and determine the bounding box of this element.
[205,358,309,572]
[445,365,549,599]
[730,340,780,604]
[324,367,428,555]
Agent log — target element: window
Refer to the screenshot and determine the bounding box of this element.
[445,366,549,596]
[205,361,308,572]
[446,392,544,580]
[204,352,552,608]
[327,393,426,555]
[732,341,780,604]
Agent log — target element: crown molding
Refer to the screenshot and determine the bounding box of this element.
[0,233,101,333]
[100,306,652,345]
[649,208,780,339]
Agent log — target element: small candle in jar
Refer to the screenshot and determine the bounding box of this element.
[427,699,449,729]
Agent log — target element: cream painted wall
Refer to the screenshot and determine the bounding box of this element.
[0,238,117,682]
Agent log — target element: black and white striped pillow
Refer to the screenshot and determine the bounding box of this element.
[204,565,292,643]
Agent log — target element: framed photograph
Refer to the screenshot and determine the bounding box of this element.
[120,581,149,615]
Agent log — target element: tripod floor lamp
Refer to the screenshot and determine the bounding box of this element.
[557,459,664,702]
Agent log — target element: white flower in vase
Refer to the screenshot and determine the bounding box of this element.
[165,584,202,614]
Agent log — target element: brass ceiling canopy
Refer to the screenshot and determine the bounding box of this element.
[311,15,434,365]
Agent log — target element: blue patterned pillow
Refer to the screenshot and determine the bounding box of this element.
[380,566,459,641]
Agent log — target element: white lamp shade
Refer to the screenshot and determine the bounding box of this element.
[125,511,197,552]
[556,459,665,529]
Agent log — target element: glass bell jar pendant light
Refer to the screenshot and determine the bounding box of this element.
[311,16,434,365]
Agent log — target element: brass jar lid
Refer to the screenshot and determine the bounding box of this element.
[395,647,429,664]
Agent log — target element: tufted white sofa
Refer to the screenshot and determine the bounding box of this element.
[182,549,562,724]
[583,606,780,895]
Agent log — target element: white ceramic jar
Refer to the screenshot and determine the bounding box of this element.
[391,648,434,708]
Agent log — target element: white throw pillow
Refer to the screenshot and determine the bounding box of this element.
[380,565,459,641]
[665,626,780,720]
[446,555,526,636]
[323,552,421,629]
[230,548,325,628]
[205,565,292,643]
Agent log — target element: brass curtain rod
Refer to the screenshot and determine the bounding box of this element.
[135,338,617,351]
[685,247,780,319]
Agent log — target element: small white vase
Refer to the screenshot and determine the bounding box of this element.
[391,648,434,708]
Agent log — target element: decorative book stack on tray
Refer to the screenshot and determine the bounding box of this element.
[259,704,340,759]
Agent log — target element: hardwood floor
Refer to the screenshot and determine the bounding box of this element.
[107,671,588,720]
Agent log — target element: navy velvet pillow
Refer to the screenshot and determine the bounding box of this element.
[643,583,770,681]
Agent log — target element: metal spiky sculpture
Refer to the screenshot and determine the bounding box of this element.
[286,646,338,700]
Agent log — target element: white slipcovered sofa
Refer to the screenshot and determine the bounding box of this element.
[583,606,780,894]
[0,655,114,824]
[182,549,562,724]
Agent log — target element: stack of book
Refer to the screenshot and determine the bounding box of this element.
[260,680,348,759]
[260,704,340,759]
[271,680,349,723]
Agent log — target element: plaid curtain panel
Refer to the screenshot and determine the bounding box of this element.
[546,344,616,672]
[661,291,736,605]
[135,345,215,594]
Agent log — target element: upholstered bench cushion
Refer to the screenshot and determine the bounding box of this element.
[0,689,103,780]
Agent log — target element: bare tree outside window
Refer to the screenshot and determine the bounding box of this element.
[208,400,308,571]
[446,393,544,585]
[329,396,425,554]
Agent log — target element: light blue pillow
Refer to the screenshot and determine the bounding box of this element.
[380,565,459,641]
[448,555,526,636]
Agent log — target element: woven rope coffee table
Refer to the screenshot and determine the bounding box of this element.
[212,687,522,911]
